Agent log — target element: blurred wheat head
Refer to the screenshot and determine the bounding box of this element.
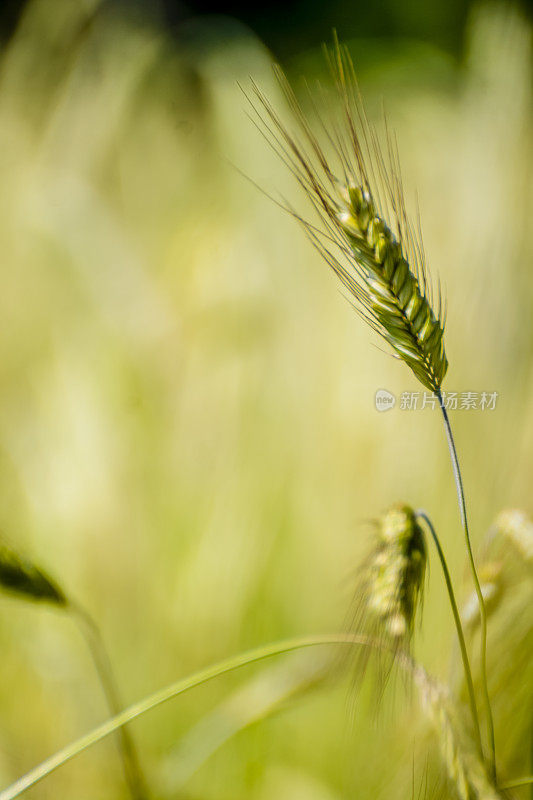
[352,504,426,650]
[0,538,66,606]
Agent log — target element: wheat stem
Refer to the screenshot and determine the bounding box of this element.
[415,510,483,761]
[437,393,496,781]
[70,603,149,800]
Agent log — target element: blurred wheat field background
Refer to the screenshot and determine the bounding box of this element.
[0,0,532,798]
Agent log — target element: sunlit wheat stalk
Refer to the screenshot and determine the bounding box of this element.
[246,38,495,775]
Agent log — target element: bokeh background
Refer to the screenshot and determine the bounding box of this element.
[0,0,532,798]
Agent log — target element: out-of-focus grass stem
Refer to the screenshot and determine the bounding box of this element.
[70,602,149,800]
[0,634,383,800]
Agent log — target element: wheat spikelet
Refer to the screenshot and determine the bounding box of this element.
[0,537,67,606]
[334,182,447,391]
[249,41,447,392]
[414,665,503,800]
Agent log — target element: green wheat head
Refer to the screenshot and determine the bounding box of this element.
[366,504,427,641]
[249,40,448,392]
[346,503,427,694]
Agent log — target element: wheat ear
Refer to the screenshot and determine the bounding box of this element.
[360,504,427,643]
[248,48,447,393]
[336,186,448,392]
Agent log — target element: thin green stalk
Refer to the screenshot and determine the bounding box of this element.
[70,603,149,800]
[437,392,496,780]
[0,634,374,800]
[500,777,533,791]
[415,510,483,761]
